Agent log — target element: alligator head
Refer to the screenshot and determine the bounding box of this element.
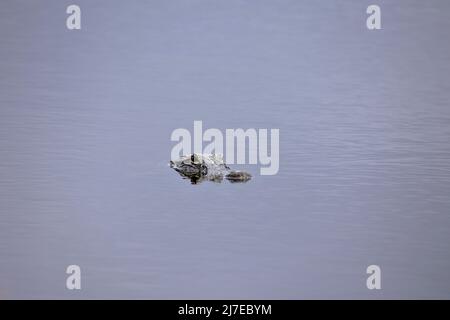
[170,153,251,184]
[170,153,208,180]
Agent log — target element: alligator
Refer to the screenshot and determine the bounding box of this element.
[170,153,252,184]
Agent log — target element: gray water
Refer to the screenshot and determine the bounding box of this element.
[1,0,450,299]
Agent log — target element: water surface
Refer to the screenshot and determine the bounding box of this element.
[1,0,450,298]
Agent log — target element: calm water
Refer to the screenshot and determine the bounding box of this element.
[1,1,450,299]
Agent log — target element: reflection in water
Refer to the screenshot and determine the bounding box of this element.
[172,170,224,184]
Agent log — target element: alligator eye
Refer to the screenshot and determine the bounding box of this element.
[191,154,195,163]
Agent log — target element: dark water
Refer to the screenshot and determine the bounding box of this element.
[1,1,450,298]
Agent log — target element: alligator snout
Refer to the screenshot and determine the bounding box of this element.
[225,171,252,182]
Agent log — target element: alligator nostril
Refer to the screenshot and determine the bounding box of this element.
[191,154,195,163]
